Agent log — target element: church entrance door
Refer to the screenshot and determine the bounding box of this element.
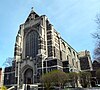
[24,68,33,84]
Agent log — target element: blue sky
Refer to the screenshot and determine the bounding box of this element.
[0,0,100,67]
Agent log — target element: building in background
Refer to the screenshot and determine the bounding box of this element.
[91,60,100,86]
[92,60,100,71]
[0,68,2,87]
[78,50,93,71]
[3,67,16,88]
[3,61,16,88]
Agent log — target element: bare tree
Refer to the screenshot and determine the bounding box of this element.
[3,57,13,67]
[93,14,100,62]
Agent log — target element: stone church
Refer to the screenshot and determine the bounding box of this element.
[3,8,93,89]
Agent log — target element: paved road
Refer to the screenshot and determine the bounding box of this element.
[63,87,100,90]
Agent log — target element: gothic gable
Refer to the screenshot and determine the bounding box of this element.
[25,9,39,23]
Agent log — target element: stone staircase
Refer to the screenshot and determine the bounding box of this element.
[7,86,16,90]
[7,84,38,90]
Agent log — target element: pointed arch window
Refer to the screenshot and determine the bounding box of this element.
[25,30,38,58]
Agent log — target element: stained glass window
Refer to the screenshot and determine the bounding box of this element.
[25,30,38,58]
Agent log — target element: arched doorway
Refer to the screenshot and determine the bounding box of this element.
[91,80,96,87]
[24,68,33,84]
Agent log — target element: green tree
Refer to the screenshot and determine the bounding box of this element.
[68,72,78,87]
[41,72,52,90]
[1,86,7,90]
[50,70,68,89]
[96,69,100,84]
[79,72,91,88]
[96,69,100,80]
[41,70,68,89]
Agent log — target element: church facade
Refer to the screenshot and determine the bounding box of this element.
[14,9,81,87]
[2,9,93,89]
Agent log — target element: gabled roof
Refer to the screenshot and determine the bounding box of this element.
[25,8,39,23]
